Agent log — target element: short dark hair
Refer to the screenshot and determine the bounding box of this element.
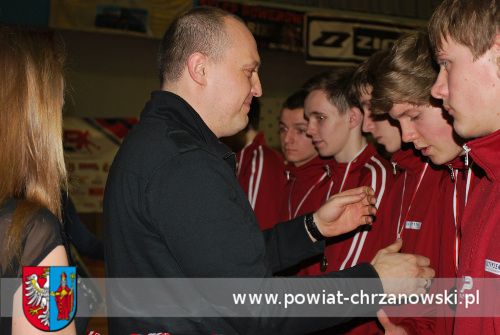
[428,0,498,59]
[157,6,241,84]
[247,98,261,130]
[282,90,307,110]
[302,68,358,114]
[347,50,389,109]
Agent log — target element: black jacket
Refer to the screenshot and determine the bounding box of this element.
[104,91,382,334]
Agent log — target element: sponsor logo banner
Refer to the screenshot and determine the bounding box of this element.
[306,14,422,65]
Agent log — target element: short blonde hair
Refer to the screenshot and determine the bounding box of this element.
[371,31,438,114]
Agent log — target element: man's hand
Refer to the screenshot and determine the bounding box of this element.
[377,309,408,335]
[371,239,435,295]
[312,186,376,239]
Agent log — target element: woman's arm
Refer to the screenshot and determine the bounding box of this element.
[12,245,76,335]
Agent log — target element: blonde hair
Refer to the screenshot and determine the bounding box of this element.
[0,26,67,264]
[370,31,438,114]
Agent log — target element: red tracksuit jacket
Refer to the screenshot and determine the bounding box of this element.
[300,144,394,275]
[453,129,500,335]
[278,155,334,222]
[335,147,444,335]
[430,155,478,335]
[383,149,474,335]
[298,144,393,335]
[236,132,286,230]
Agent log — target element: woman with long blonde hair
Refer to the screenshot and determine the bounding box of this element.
[0,25,75,334]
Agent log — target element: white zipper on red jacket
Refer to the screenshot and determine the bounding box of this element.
[336,144,389,270]
[463,144,471,167]
[451,164,473,273]
[247,145,264,209]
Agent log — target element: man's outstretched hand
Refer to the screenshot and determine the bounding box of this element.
[312,186,377,241]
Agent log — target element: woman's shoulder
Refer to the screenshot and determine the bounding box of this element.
[1,198,62,235]
[27,204,62,233]
[23,204,66,265]
[1,198,66,276]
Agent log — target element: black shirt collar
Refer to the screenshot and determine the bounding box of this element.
[143,90,235,169]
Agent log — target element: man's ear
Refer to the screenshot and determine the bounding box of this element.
[348,107,363,129]
[187,52,208,86]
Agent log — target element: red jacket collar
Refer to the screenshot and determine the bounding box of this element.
[329,143,377,173]
[466,129,500,181]
[391,147,427,174]
[252,132,267,146]
[445,155,468,171]
[285,155,331,180]
[242,132,267,152]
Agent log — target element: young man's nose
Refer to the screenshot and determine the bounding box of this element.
[431,70,448,100]
[362,116,375,133]
[401,123,417,143]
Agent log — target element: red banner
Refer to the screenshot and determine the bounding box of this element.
[199,0,305,52]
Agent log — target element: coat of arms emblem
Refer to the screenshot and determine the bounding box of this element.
[22,266,77,331]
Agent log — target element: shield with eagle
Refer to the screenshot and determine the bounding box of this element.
[22,266,77,331]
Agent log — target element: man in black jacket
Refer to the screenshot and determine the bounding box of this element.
[104,6,434,334]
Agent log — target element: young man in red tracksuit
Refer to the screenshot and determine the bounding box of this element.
[428,1,500,333]
[333,47,454,335]
[302,69,395,278]
[326,50,408,335]
[371,32,478,334]
[278,90,334,223]
[236,99,286,230]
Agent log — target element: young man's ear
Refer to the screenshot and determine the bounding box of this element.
[494,33,500,78]
[348,107,364,129]
[187,52,208,86]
